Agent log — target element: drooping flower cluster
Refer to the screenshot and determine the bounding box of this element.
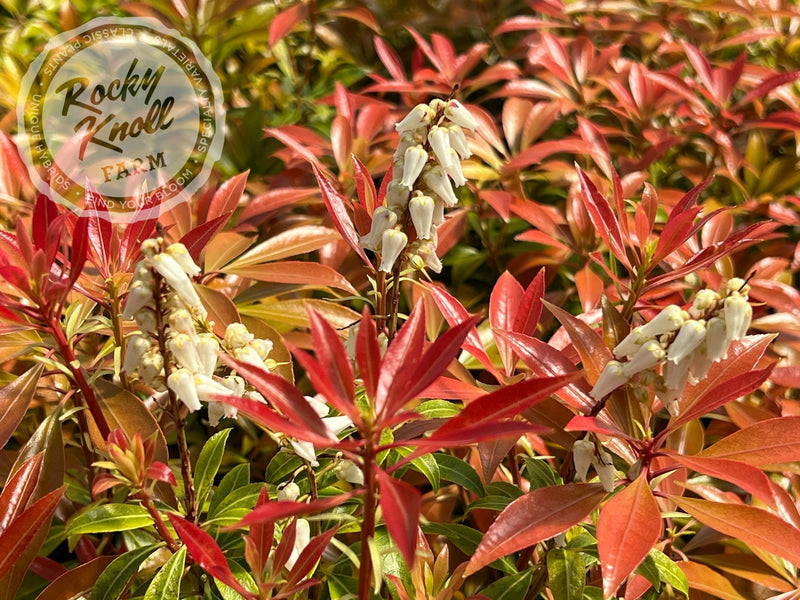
[573,437,616,492]
[122,239,274,424]
[359,98,479,274]
[590,278,753,416]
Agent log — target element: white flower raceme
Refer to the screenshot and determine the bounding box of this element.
[148,253,204,315]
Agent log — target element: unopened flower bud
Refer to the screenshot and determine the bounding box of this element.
[165,242,201,277]
[401,145,428,189]
[395,104,434,133]
[444,99,478,130]
[573,438,595,482]
[447,124,471,159]
[123,335,151,375]
[428,126,453,168]
[590,360,627,400]
[138,349,164,386]
[379,229,407,273]
[250,338,273,361]
[724,294,751,342]
[360,207,398,251]
[140,238,161,258]
[409,195,435,240]
[224,323,254,350]
[423,165,459,207]
[622,341,665,377]
[667,320,706,364]
[638,305,687,338]
[725,278,750,296]
[168,309,196,336]
[689,290,720,319]
[278,481,301,502]
[167,368,201,412]
[593,450,616,492]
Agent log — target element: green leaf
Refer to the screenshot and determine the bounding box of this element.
[194,428,232,514]
[209,463,251,517]
[432,453,484,496]
[524,457,564,490]
[144,546,186,600]
[264,452,304,484]
[548,549,585,600]
[92,544,160,600]
[66,504,154,537]
[583,586,604,599]
[206,483,264,525]
[417,400,461,418]
[398,448,440,491]
[214,560,258,600]
[481,568,535,599]
[422,523,516,574]
[466,495,517,514]
[649,549,689,596]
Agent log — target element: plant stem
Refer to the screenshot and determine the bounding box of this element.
[49,317,111,439]
[358,442,377,600]
[139,492,181,552]
[376,271,387,332]
[107,278,132,392]
[387,262,402,341]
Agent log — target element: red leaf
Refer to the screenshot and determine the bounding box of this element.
[219,356,335,443]
[466,483,606,575]
[425,282,500,379]
[83,183,114,275]
[375,301,426,420]
[119,191,159,267]
[699,417,800,467]
[374,36,406,82]
[208,171,248,220]
[272,516,297,575]
[0,453,43,534]
[513,268,545,337]
[0,363,44,449]
[652,179,710,264]
[144,461,176,486]
[285,525,338,588]
[0,486,64,581]
[663,452,774,507]
[269,2,308,48]
[574,264,603,312]
[246,486,274,577]
[427,373,580,446]
[544,300,612,385]
[673,497,800,566]
[31,194,59,257]
[490,271,524,376]
[168,513,255,599]
[356,307,381,402]
[312,163,372,268]
[69,213,90,286]
[232,492,361,530]
[598,476,661,599]
[352,155,377,216]
[179,213,232,262]
[377,470,422,567]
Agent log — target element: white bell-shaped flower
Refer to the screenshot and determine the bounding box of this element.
[123,335,151,375]
[423,165,459,207]
[444,99,479,130]
[168,309,196,336]
[285,519,311,572]
[122,281,153,320]
[573,438,595,482]
[336,460,364,485]
[622,340,665,377]
[359,207,398,251]
[395,104,434,133]
[400,145,428,189]
[415,239,443,273]
[704,317,729,362]
[167,368,201,412]
[138,348,164,386]
[663,354,691,391]
[149,253,204,314]
[724,294,752,342]
[725,278,750,295]
[590,360,627,400]
[689,289,720,319]
[638,305,687,338]
[250,338,273,361]
[613,326,649,359]
[378,229,407,273]
[667,320,706,364]
[593,450,616,492]
[224,323,254,350]
[447,124,471,159]
[428,126,453,168]
[195,333,220,377]
[444,149,467,187]
[277,482,301,502]
[385,181,411,210]
[409,195,435,240]
[168,333,203,373]
[165,242,201,277]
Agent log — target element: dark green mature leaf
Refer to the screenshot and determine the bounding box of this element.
[92,544,160,600]
[481,569,535,599]
[0,363,43,449]
[208,463,250,517]
[548,549,585,600]
[144,546,186,600]
[431,453,484,496]
[421,522,516,574]
[195,428,232,514]
[66,504,154,536]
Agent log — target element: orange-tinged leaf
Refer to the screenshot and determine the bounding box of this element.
[490,271,523,376]
[0,363,44,449]
[677,560,748,600]
[598,476,661,599]
[195,284,242,338]
[0,453,43,534]
[695,554,794,593]
[225,261,357,294]
[544,300,612,385]
[225,226,340,268]
[674,497,800,565]
[378,470,422,567]
[34,556,115,600]
[204,231,254,273]
[699,417,800,468]
[575,264,603,313]
[269,2,308,48]
[239,299,359,333]
[466,483,606,575]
